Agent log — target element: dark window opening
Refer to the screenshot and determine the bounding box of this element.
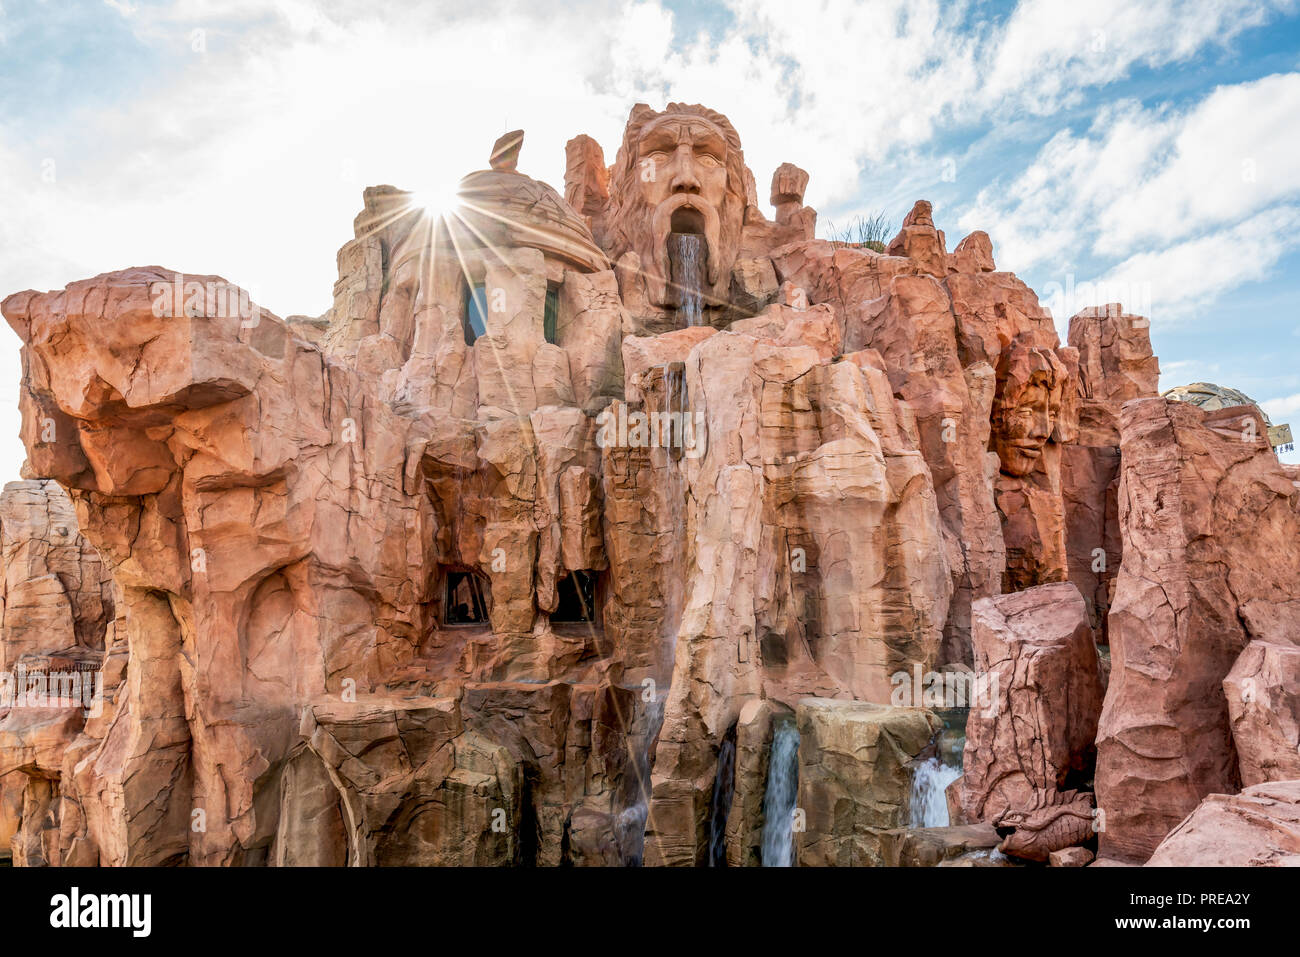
[463,281,488,345]
[552,570,596,623]
[445,570,489,625]
[544,283,560,345]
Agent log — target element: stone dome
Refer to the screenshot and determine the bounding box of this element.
[450,167,609,273]
[1162,381,1273,425]
[1163,381,1293,450]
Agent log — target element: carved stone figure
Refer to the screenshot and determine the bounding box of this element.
[992,342,1066,478]
[993,788,1096,862]
[601,103,748,317]
[993,341,1071,592]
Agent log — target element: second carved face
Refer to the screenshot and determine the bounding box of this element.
[993,346,1065,477]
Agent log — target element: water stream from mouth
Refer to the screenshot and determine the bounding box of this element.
[667,232,706,327]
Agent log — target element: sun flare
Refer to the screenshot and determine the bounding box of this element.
[409,185,462,220]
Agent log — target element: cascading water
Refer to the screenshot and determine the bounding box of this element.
[617,695,665,866]
[908,756,963,828]
[667,232,706,327]
[706,738,736,866]
[760,717,799,867]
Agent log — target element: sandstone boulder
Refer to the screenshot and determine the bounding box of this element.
[795,698,940,866]
[1096,399,1300,863]
[1223,640,1300,786]
[961,582,1103,822]
[1146,781,1300,866]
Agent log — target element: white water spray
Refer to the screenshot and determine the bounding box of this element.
[909,756,962,828]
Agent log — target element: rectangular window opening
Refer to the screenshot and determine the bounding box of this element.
[463,281,488,345]
[544,283,560,345]
[552,569,597,623]
[445,570,489,625]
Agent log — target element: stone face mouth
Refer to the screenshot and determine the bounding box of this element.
[669,205,706,235]
[651,193,721,302]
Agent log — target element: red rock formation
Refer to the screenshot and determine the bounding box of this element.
[1061,306,1159,642]
[1145,781,1300,866]
[1223,640,1300,786]
[0,100,1293,870]
[1095,398,1300,863]
[961,582,1103,822]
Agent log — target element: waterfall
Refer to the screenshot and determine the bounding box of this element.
[668,233,705,327]
[617,695,665,866]
[908,756,962,828]
[760,717,799,867]
[706,738,736,866]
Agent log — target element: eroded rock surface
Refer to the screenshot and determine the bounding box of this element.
[961,582,1103,822]
[0,100,1293,868]
[1146,782,1300,867]
[795,698,940,866]
[1096,399,1300,864]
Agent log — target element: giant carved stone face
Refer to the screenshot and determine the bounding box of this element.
[604,103,748,310]
[993,345,1066,477]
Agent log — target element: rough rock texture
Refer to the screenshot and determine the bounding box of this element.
[1061,307,1158,641]
[0,478,113,865]
[1096,399,1300,864]
[723,697,784,867]
[0,479,112,667]
[1050,846,1094,867]
[795,698,940,866]
[1145,782,1300,867]
[1068,306,1159,447]
[0,99,1292,869]
[878,821,1000,866]
[961,582,1103,822]
[1061,445,1121,640]
[640,330,952,864]
[1223,640,1300,786]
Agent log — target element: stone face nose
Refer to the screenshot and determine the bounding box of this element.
[1028,411,1052,440]
[669,147,701,194]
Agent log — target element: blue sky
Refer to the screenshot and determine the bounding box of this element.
[1,0,1298,476]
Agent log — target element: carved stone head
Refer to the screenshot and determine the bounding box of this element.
[603,102,748,309]
[993,342,1067,477]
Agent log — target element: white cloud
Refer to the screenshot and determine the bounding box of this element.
[1262,392,1300,420]
[1091,204,1300,321]
[962,72,1300,275]
[981,0,1296,112]
[1,0,1297,480]
[1096,73,1300,252]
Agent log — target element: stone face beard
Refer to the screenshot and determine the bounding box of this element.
[637,115,728,305]
[604,104,747,312]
